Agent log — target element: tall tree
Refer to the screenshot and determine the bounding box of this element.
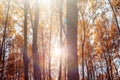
[32,0,41,79]
[23,0,29,80]
[48,17,52,80]
[67,0,79,80]
[0,0,11,79]
[58,0,63,80]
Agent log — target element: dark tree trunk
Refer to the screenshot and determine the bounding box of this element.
[82,42,85,80]
[0,0,10,79]
[32,0,41,80]
[23,0,29,80]
[66,0,79,80]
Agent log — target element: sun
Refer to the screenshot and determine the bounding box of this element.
[53,47,61,57]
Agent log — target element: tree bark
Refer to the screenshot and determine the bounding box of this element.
[23,0,29,80]
[66,0,79,80]
[32,0,41,80]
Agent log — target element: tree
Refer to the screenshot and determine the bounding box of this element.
[67,0,79,80]
[48,20,52,80]
[0,0,11,79]
[32,0,41,79]
[58,0,63,80]
[23,0,29,80]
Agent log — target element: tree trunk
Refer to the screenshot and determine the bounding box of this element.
[32,0,41,79]
[42,28,45,80]
[48,17,52,80]
[23,0,29,80]
[66,0,79,80]
[0,0,10,79]
[58,0,63,80]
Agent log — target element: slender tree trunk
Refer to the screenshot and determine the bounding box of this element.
[108,51,113,80]
[0,0,10,79]
[66,0,79,80]
[48,17,52,80]
[23,0,29,80]
[82,15,86,80]
[32,0,41,79]
[64,50,67,80]
[42,28,45,80]
[64,42,67,80]
[82,43,84,80]
[58,0,63,80]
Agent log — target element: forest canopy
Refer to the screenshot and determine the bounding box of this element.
[0,0,120,80]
